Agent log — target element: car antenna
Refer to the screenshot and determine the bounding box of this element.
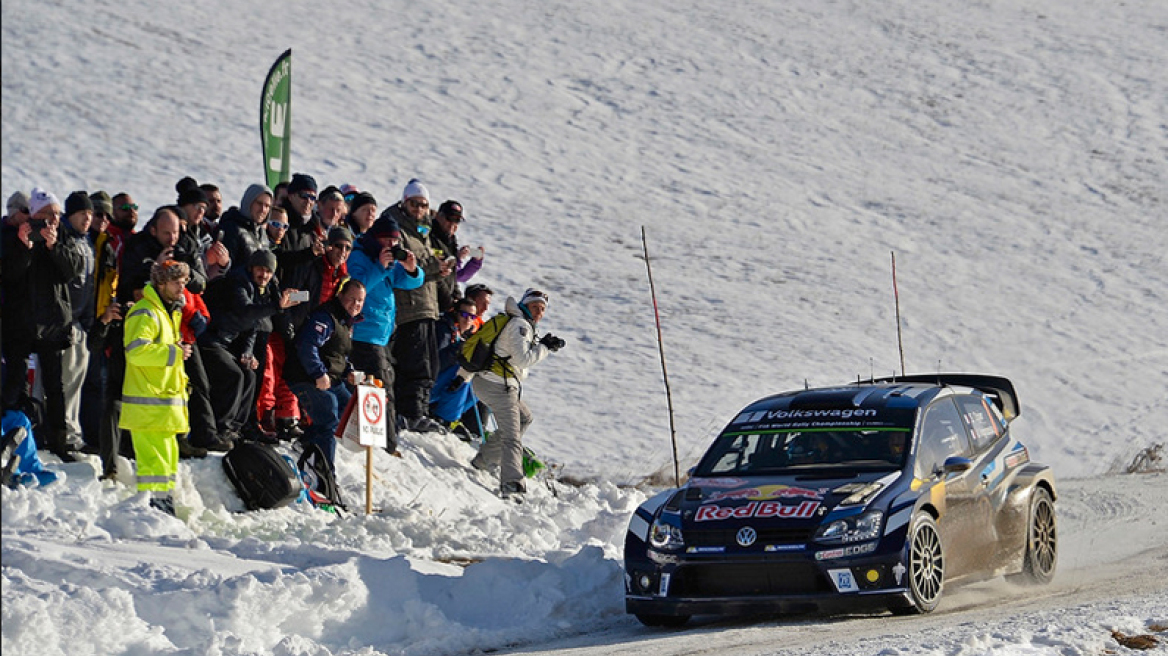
[805,378,810,390]
[869,357,875,383]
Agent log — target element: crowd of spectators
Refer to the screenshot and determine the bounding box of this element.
[0,174,571,509]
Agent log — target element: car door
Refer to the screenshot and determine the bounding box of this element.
[954,394,1009,568]
[914,397,981,578]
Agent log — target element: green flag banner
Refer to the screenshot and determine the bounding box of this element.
[260,49,292,190]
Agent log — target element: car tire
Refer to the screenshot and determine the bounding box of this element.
[1014,486,1057,585]
[635,613,690,628]
[902,512,944,614]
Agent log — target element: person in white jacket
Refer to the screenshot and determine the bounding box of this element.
[470,288,564,497]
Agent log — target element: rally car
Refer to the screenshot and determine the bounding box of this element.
[624,374,1057,626]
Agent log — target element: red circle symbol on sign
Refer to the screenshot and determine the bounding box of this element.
[361,391,383,424]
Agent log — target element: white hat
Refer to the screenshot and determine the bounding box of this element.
[28,188,61,216]
[402,178,430,202]
[520,288,550,308]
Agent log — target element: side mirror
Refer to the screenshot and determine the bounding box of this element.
[942,456,973,475]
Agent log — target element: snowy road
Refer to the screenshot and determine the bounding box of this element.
[505,473,1168,656]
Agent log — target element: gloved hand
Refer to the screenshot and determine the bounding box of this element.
[539,333,566,352]
[446,375,467,392]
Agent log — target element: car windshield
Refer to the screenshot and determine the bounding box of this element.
[693,428,911,476]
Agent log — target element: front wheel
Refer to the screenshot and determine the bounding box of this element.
[1015,487,1057,584]
[635,613,690,628]
[903,512,945,614]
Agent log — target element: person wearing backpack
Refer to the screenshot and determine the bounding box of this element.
[467,289,565,498]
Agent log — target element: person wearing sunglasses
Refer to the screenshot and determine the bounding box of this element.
[378,178,456,435]
[431,200,486,314]
[279,173,327,267]
[428,298,485,441]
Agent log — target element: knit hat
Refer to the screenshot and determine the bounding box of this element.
[7,191,30,215]
[177,186,208,207]
[288,173,318,195]
[327,226,354,246]
[248,249,278,272]
[318,185,344,203]
[402,178,429,202]
[437,200,464,219]
[89,191,113,215]
[347,192,376,217]
[366,215,400,239]
[28,188,61,216]
[64,191,94,217]
[520,288,550,308]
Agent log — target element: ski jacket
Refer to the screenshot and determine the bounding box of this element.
[199,269,282,355]
[1,222,84,347]
[347,239,423,346]
[279,254,348,334]
[478,296,550,389]
[382,203,443,325]
[119,284,189,433]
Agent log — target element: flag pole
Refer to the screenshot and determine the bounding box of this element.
[642,226,680,487]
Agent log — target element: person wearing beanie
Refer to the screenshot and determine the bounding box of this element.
[346,192,378,236]
[1,187,88,461]
[58,192,99,452]
[198,239,304,444]
[468,288,564,498]
[217,183,273,276]
[378,179,455,434]
[346,210,423,454]
[6,190,31,220]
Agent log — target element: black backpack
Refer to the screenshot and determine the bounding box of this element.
[222,441,302,511]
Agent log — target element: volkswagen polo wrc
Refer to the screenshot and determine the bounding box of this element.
[624,374,1056,626]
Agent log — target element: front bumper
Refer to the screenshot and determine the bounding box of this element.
[625,553,914,617]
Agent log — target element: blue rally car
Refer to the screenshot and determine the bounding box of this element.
[624,374,1057,626]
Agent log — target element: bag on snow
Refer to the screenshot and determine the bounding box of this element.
[458,313,511,373]
[222,441,302,511]
[297,442,346,513]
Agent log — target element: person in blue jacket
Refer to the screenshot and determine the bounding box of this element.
[346,215,422,454]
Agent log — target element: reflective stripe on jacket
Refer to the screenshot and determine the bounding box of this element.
[120,284,190,432]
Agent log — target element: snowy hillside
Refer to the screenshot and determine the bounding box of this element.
[3,0,1167,654]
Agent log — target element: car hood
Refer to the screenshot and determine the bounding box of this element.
[677,471,901,527]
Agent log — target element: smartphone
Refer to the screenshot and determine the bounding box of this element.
[469,246,484,259]
[28,219,47,243]
[290,290,311,303]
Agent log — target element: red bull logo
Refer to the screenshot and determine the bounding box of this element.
[694,500,820,522]
[706,485,826,503]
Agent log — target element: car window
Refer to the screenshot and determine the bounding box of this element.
[696,429,909,475]
[915,398,971,479]
[955,395,1003,454]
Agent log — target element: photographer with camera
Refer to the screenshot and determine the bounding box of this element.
[346,214,423,455]
[1,188,87,461]
[469,288,565,499]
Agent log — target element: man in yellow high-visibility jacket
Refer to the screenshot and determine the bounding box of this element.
[121,257,191,516]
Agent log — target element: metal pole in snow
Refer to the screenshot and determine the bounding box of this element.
[892,251,906,377]
[642,226,680,487]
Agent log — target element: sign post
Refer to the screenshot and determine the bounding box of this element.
[337,384,387,514]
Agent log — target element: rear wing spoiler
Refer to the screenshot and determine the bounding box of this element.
[873,373,1021,422]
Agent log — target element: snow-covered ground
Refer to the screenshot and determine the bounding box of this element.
[2,0,1166,654]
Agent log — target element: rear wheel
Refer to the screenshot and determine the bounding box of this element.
[635,613,690,628]
[903,512,944,614]
[1016,487,1057,584]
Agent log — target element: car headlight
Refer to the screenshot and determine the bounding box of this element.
[648,517,685,551]
[814,510,883,544]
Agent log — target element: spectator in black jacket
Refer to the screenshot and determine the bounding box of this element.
[1,188,86,459]
[218,184,273,275]
[198,250,302,442]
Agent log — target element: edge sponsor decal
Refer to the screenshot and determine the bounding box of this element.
[707,484,827,503]
[694,500,820,522]
[815,542,877,560]
[1004,444,1029,469]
